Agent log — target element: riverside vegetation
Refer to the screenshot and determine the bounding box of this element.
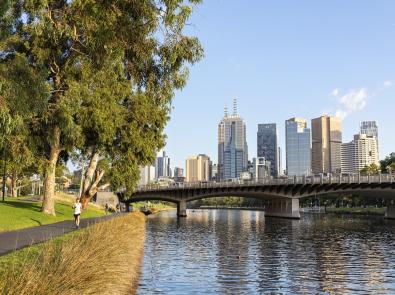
[0,0,203,215]
[0,2,202,290]
[0,212,146,295]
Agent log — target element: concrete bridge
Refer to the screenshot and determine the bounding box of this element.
[118,174,395,219]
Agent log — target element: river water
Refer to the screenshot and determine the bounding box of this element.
[137,209,395,294]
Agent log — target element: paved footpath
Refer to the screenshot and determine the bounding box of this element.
[0,214,121,256]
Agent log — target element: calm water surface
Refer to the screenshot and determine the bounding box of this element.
[137,210,395,294]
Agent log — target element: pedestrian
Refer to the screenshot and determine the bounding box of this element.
[105,203,109,215]
[73,198,82,229]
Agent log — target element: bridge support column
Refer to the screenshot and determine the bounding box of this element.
[385,200,395,219]
[265,198,300,219]
[177,200,187,217]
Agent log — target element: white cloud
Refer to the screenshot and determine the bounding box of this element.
[331,88,368,119]
[335,109,348,120]
[383,80,393,88]
[330,88,339,97]
[338,88,368,111]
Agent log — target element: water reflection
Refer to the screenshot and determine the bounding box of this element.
[138,210,395,294]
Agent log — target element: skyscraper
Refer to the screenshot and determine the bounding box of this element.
[185,154,212,182]
[255,157,271,180]
[360,121,378,139]
[278,146,283,175]
[173,167,184,178]
[311,115,342,174]
[341,133,379,173]
[173,167,184,182]
[360,121,379,160]
[257,123,279,177]
[218,99,248,180]
[285,118,311,176]
[138,165,155,186]
[211,164,218,181]
[155,151,171,179]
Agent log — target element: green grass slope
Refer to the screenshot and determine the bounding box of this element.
[0,198,105,232]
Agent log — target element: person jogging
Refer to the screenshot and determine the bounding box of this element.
[73,198,82,229]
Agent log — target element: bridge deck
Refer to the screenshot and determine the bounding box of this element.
[134,174,395,193]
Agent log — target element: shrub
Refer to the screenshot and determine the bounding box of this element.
[0,212,146,294]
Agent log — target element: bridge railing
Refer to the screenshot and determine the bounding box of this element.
[135,173,395,192]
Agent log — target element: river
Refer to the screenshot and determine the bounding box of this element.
[137,209,395,294]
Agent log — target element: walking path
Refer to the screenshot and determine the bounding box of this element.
[0,214,121,256]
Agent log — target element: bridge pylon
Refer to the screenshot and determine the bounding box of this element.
[265,198,300,219]
[177,200,187,217]
[385,200,395,219]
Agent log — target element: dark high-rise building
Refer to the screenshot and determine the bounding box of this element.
[257,123,279,177]
[155,151,171,179]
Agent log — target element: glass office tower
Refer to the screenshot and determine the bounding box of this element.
[285,118,311,176]
[257,123,279,177]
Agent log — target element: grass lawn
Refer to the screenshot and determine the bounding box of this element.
[0,198,105,232]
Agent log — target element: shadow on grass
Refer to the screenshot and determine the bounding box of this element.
[2,201,42,212]
[29,218,43,226]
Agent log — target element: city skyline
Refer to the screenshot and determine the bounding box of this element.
[163,0,395,170]
[159,107,384,174]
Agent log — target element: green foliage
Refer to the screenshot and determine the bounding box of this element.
[360,163,380,175]
[380,153,395,173]
[0,1,204,205]
[300,194,387,208]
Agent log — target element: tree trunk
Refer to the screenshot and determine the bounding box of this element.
[42,126,61,215]
[80,152,102,209]
[81,169,106,209]
[83,152,100,194]
[10,171,17,198]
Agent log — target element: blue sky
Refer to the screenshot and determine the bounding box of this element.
[164,0,395,170]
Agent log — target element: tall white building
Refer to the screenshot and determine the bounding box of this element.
[218,99,248,180]
[138,165,155,185]
[341,134,380,173]
[360,121,379,159]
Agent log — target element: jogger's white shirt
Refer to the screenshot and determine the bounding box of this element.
[74,203,82,215]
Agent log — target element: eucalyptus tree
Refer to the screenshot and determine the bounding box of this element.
[1,1,203,214]
[0,54,48,199]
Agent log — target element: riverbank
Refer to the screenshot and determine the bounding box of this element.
[198,206,265,211]
[0,194,105,232]
[325,206,386,216]
[0,212,146,294]
[199,206,387,216]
